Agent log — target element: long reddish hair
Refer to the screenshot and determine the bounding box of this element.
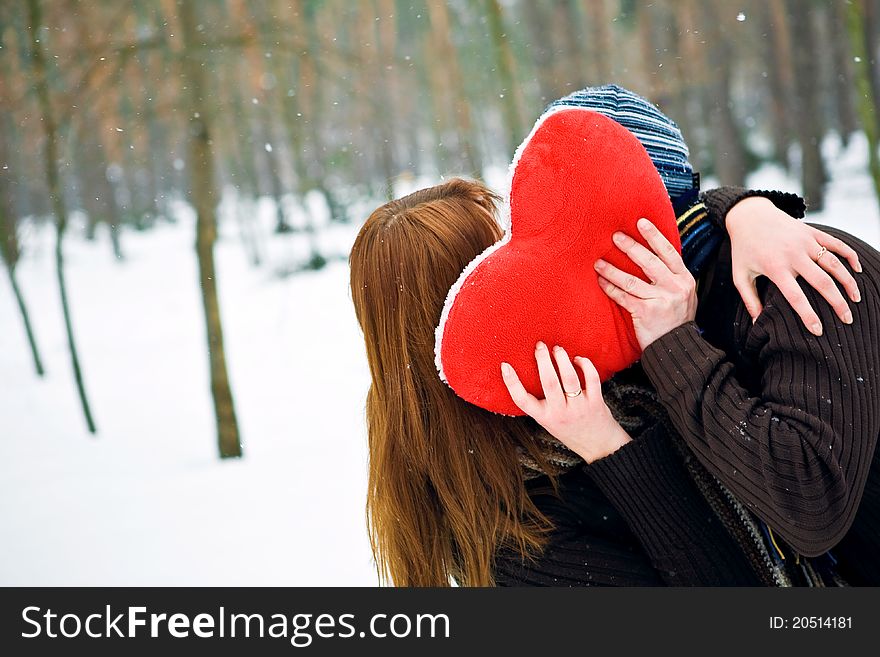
[349,178,553,586]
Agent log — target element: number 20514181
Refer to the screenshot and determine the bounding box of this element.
[769,617,852,630]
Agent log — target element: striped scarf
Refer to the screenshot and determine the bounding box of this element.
[673,190,722,278]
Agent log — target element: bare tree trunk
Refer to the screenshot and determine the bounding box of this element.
[763,0,795,169]
[375,0,398,200]
[426,1,482,175]
[644,4,681,124]
[701,1,747,186]
[259,119,292,234]
[27,0,96,432]
[69,3,125,257]
[216,49,263,266]
[0,178,45,377]
[127,5,159,228]
[211,2,266,265]
[178,1,242,459]
[637,2,660,99]
[3,262,45,376]
[140,0,173,222]
[232,0,292,235]
[585,0,612,83]
[277,0,346,230]
[276,0,329,267]
[521,2,557,104]
[660,8,690,144]
[830,1,858,147]
[313,5,350,223]
[864,0,880,133]
[102,78,128,260]
[0,26,44,377]
[486,0,525,158]
[848,0,880,211]
[675,0,712,172]
[788,1,829,210]
[554,0,585,93]
[423,17,453,172]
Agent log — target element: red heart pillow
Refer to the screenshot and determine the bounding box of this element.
[434,108,680,416]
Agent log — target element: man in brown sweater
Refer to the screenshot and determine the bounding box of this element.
[494,188,864,587]
[606,195,880,585]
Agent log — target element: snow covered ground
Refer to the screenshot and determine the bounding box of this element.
[2,135,879,586]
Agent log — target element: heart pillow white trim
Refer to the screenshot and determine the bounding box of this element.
[433,104,573,391]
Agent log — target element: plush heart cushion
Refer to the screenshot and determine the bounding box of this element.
[434,107,681,416]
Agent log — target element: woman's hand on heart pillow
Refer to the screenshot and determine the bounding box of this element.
[595,217,698,350]
[500,343,632,464]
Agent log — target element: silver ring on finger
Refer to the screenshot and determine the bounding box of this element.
[564,389,583,398]
[815,246,828,262]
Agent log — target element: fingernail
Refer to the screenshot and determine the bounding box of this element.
[855,263,863,273]
[844,311,853,324]
[637,217,651,229]
[500,362,511,375]
[553,345,562,353]
[853,290,862,303]
[811,322,823,336]
[594,259,607,270]
[536,341,546,351]
[612,232,627,245]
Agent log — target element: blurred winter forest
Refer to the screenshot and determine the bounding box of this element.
[2,0,880,460]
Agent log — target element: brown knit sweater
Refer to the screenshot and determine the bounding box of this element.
[641,226,880,585]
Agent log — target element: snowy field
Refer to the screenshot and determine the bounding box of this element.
[2,135,879,586]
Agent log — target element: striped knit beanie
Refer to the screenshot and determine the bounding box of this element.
[544,84,696,202]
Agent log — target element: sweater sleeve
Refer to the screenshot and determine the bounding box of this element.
[640,265,880,556]
[582,424,759,585]
[494,424,760,586]
[676,187,806,278]
[700,186,806,229]
[492,478,666,587]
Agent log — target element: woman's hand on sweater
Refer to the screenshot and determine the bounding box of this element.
[595,218,697,350]
[500,343,631,464]
[725,196,861,336]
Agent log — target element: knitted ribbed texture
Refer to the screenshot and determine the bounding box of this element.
[545,85,695,199]
[641,226,880,583]
[583,423,763,585]
[700,185,807,227]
